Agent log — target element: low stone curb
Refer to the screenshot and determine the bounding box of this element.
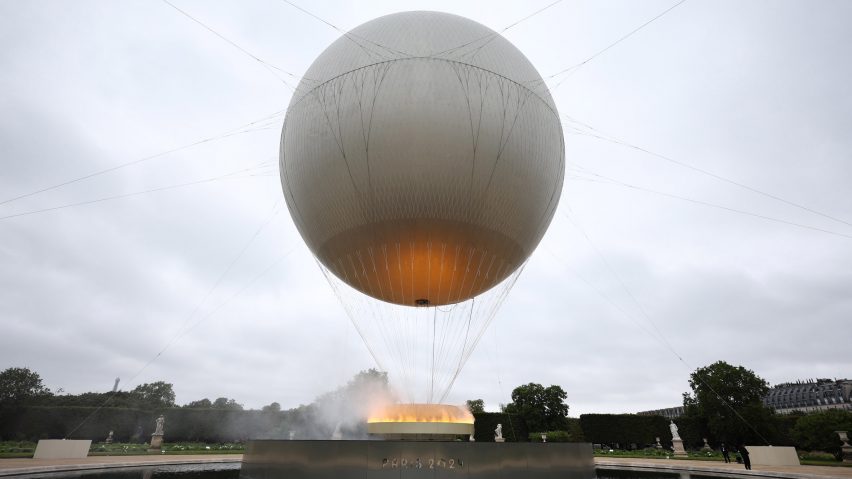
[0,456,241,477]
[596,458,852,479]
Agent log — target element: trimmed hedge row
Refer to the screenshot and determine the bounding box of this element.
[578,414,671,449]
[577,413,808,450]
[0,406,289,442]
[1,407,526,443]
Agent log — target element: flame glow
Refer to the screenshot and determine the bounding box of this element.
[368,403,474,424]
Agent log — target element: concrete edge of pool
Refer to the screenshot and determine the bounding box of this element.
[0,455,241,477]
[0,454,849,479]
[596,458,852,479]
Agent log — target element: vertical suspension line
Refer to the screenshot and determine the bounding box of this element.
[430,306,437,403]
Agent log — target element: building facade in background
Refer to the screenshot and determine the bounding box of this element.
[638,378,851,417]
[763,378,852,414]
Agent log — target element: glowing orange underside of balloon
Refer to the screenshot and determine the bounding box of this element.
[318,218,524,307]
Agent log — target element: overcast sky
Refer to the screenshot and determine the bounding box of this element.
[1,0,850,417]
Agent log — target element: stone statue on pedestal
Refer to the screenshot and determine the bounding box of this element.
[669,420,681,440]
[154,415,165,435]
[669,420,687,456]
[494,424,505,442]
[837,431,852,463]
[149,415,165,451]
[105,431,114,444]
[837,431,850,447]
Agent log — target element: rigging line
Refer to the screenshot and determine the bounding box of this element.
[289,56,560,120]
[538,0,689,86]
[66,249,292,439]
[489,318,517,441]
[542,244,674,362]
[430,307,438,403]
[320,264,386,372]
[456,0,566,60]
[0,111,282,207]
[564,117,852,230]
[432,0,564,59]
[569,167,852,240]
[544,244,771,445]
[0,165,270,222]
[502,0,564,33]
[167,200,283,346]
[161,0,305,89]
[438,297,475,403]
[277,0,408,58]
[440,265,526,402]
[164,249,295,353]
[561,210,678,355]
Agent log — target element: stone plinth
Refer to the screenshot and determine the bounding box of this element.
[33,440,92,459]
[837,431,851,463]
[745,446,799,466]
[494,437,505,443]
[672,439,687,456]
[241,440,596,479]
[149,434,163,451]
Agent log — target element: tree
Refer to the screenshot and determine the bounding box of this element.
[790,410,852,458]
[503,383,569,432]
[212,397,243,410]
[0,367,51,405]
[131,381,176,408]
[466,399,485,414]
[682,361,773,445]
[184,398,213,408]
[262,402,281,413]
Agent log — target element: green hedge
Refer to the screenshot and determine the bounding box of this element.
[0,406,151,441]
[579,414,670,449]
[0,406,289,442]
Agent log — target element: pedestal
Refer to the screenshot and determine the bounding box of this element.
[672,438,687,456]
[149,434,163,451]
[34,440,91,459]
[836,431,851,463]
[242,440,597,479]
[495,437,505,443]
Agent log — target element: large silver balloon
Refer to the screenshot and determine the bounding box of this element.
[281,11,563,307]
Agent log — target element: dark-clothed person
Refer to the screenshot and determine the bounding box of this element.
[739,445,751,470]
[720,443,730,463]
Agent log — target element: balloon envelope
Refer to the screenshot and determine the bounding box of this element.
[281,11,563,306]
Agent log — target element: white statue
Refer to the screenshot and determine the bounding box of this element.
[495,423,503,440]
[669,420,681,441]
[153,415,165,436]
[469,434,475,442]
